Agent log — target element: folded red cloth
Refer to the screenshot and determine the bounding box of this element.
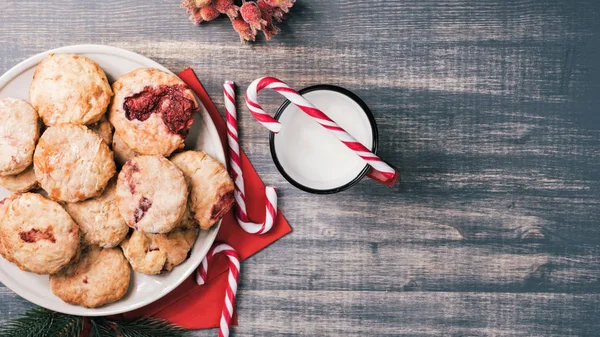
[122,68,292,329]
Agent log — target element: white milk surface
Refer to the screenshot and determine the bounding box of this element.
[273,89,374,191]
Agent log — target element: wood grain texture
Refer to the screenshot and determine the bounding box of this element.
[1,0,600,336]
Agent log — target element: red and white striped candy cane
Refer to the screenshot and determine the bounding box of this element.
[246,77,396,181]
[225,81,277,235]
[196,243,240,337]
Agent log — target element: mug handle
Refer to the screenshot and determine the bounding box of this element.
[366,162,400,187]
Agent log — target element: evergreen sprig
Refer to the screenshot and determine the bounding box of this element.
[0,307,190,337]
[0,307,84,337]
[89,318,114,337]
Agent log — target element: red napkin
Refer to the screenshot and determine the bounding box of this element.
[122,68,292,329]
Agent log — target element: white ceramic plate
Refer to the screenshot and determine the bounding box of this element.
[0,45,225,316]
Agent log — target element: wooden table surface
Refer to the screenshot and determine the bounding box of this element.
[1,1,600,336]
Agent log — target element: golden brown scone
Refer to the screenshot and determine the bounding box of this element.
[0,228,14,263]
[34,124,116,203]
[0,98,41,176]
[0,165,38,193]
[0,197,11,263]
[64,180,128,248]
[0,193,80,274]
[112,132,138,167]
[170,151,234,229]
[50,246,130,308]
[120,212,198,274]
[88,115,113,145]
[108,68,198,157]
[29,54,113,126]
[116,156,188,233]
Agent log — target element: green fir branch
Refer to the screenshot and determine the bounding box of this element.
[89,317,115,337]
[1,307,190,337]
[0,307,84,337]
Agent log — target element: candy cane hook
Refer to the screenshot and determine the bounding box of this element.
[246,77,397,182]
[225,81,277,235]
[196,243,240,337]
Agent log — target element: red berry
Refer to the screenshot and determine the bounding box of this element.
[240,1,267,34]
[189,8,204,24]
[264,0,294,13]
[182,0,215,20]
[214,0,239,19]
[200,5,220,21]
[257,0,284,22]
[257,0,281,40]
[231,15,256,43]
[257,0,273,15]
[262,20,280,40]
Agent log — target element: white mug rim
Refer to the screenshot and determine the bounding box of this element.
[269,84,379,194]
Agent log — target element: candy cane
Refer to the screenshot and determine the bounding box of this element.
[225,81,277,235]
[196,243,240,337]
[246,77,396,181]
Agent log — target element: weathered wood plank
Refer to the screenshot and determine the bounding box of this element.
[234,291,600,336]
[243,240,600,293]
[2,290,600,336]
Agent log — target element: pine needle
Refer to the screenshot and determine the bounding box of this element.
[1,307,190,337]
[89,317,115,337]
[0,307,84,337]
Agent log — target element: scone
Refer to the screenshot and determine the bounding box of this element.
[29,54,113,126]
[50,246,130,308]
[34,124,116,202]
[0,237,13,263]
[121,213,198,274]
[88,115,113,145]
[0,220,14,263]
[64,180,128,248]
[0,193,80,274]
[112,132,138,167]
[0,98,40,176]
[0,165,38,193]
[116,155,188,233]
[109,68,198,157]
[171,151,235,229]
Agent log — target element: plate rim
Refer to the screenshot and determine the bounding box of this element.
[0,44,223,316]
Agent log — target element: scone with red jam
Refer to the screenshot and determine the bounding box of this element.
[171,151,234,230]
[0,193,80,274]
[116,156,188,234]
[109,68,198,157]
